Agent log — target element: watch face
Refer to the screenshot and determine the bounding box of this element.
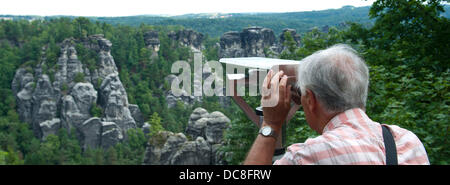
[262,127,272,136]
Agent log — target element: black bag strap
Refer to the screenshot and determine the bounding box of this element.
[381,125,398,165]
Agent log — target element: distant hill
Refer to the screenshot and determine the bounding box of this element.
[2,5,449,38]
[91,6,375,37]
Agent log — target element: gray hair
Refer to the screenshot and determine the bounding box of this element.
[296,44,369,113]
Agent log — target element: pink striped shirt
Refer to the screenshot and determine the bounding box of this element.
[274,108,429,165]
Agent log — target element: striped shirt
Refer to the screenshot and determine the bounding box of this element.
[274,108,429,165]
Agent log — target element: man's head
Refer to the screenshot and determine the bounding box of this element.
[296,44,369,134]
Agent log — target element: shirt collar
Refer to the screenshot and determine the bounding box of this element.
[322,108,368,133]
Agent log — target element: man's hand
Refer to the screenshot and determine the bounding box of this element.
[261,70,292,132]
[244,70,292,165]
[244,70,291,165]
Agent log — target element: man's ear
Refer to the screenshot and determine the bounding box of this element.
[305,89,316,113]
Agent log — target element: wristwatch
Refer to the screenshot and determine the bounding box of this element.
[259,126,278,140]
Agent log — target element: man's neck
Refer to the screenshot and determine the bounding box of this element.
[317,111,341,135]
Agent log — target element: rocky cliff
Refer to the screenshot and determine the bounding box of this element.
[219,26,301,58]
[144,30,160,60]
[160,30,230,109]
[12,34,143,150]
[143,108,230,165]
[168,29,204,52]
[163,63,230,109]
[164,74,202,108]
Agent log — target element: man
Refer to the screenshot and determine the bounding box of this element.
[244,44,429,165]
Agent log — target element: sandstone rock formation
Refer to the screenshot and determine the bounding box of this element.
[203,111,231,144]
[163,61,230,109]
[219,26,277,58]
[168,29,204,51]
[128,104,144,127]
[79,117,102,150]
[144,30,160,59]
[143,108,230,165]
[12,35,142,150]
[241,26,276,57]
[61,82,98,138]
[219,27,302,58]
[165,90,199,108]
[99,73,137,132]
[164,74,201,108]
[185,108,230,144]
[101,121,124,149]
[39,118,61,140]
[143,131,211,165]
[219,31,243,58]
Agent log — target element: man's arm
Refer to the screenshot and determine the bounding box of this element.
[244,70,291,165]
[244,122,280,165]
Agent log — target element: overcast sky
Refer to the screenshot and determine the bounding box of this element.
[0,0,376,17]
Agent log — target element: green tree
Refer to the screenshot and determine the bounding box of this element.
[74,72,85,83]
[139,47,151,68]
[30,134,61,165]
[221,112,258,165]
[368,0,450,70]
[90,103,103,117]
[279,31,298,60]
[0,150,7,165]
[105,147,118,165]
[73,17,92,39]
[116,128,147,164]
[56,128,82,164]
[221,95,261,165]
[148,112,164,137]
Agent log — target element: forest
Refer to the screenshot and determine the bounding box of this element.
[4,5,449,38]
[0,0,448,165]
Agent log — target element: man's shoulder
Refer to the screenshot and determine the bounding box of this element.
[381,124,421,142]
[381,124,429,164]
